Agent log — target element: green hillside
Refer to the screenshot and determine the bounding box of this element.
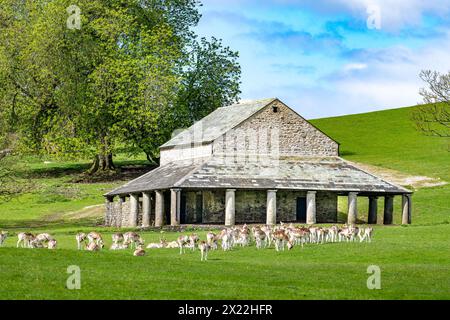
[311,106,449,180]
[311,105,450,225]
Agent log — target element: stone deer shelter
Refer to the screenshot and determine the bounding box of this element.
[104,98,412,227]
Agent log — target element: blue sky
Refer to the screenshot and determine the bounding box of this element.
[195,0,450,118]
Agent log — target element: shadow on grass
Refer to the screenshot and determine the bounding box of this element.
[14,159,157,183]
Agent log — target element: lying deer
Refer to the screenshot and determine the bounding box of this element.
[133,246,146,256]
[123,232,144,249]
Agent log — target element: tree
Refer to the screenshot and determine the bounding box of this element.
[413,70,450,138]
[0,0,241,172]
[176,37,241,126]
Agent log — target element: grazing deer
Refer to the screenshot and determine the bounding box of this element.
[123,232,144,249]
[86,242,100,251]
[47,239,57,249]
[260,225,273,247]
[34,233,54,248]
[188,233,199,250]
[220,229,233,251]
[360,227,373,243]
[76,232,87,250]
[198,241,210,261]
[288,228,309,248]
[112,233,124,245]
[17,232,35,248]
[252,227,267,249]
[272,230,289,251]
[133,245,146,256]
[177,235,189,254]
[87,232,104,245]
[0,231,8,246]
[328,226,338,243]
[206,232,218,250]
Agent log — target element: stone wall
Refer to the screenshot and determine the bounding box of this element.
[183,189,337,224]
[160,144,213,165]
[105,189,338,226]
[213,101,339,157]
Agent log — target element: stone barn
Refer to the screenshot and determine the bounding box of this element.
[104,98,412,227]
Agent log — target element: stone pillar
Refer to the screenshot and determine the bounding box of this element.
[266,190,277,225]
[306,191,317,225]
[347,192,358,225]
[225,189,236,226]
[155,190,164,227]
[129,193,139,227]
[368,196,378,224]
[142,192,151,228]
[402,194,411,225]
[117,196,125,227]
[105,196,114,227]
[383,195,394,225]
[170,188,181,226]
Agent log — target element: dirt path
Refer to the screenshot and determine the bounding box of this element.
[348,161,447,189]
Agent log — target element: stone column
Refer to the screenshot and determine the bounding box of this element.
[118,196,126,227]
[105,196,114,227]
[347,192,358,225]
[155,190,164,227]
[368,196,378,224]
[266,190,277,225]
[225,189,236,226]
[306,191,317,225]
[170,188,181,226]
[383,195,394,225]
[402,194,411,225]
[142,192,151,228]
[129,193,139,227]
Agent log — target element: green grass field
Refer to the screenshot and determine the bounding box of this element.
[0,105,449,299]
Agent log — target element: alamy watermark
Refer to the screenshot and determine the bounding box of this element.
[67,5,82,30]
[366,5,382,30]
[66,265,81,290]
[366,265,381,290]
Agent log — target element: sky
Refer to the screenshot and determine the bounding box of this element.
[195,0,450,118]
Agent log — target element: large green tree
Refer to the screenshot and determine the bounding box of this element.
[0,0,241,173]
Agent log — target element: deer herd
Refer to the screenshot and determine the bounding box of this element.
[0,223,373,261]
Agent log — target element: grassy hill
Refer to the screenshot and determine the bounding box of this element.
[311,106,449,181]
[0,104,449,299]
[312,105,450,225]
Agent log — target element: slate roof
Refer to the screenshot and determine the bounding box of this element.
[105,156,410,196]
[160,98,276,149]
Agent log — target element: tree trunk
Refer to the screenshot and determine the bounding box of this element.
[87,155,100,175]
[87,153,115,175]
